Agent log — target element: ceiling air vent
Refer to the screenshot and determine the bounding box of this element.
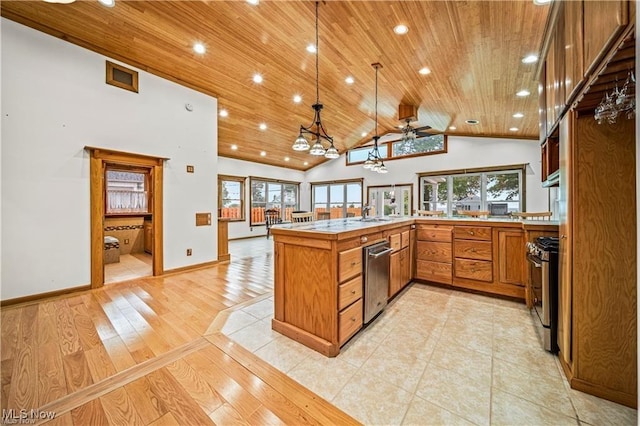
[106,61,138,93]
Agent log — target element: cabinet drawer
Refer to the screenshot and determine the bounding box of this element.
[417,225,452,242]
[416,260,452,284]
[389,233,401,252]
[338,276,362,311]
[339,298,363,345]
[416,241,452,263]
[454,226,492,241]
[401,230,410,249]
[339,246,362,282]
[454,258,493,282]
[454,240,492,261]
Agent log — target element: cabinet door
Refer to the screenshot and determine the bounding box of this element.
[563,0,584,104]
[497,229,524,285]
[389,251,401,298]
[400,248,411,288]
[583,0,629,76]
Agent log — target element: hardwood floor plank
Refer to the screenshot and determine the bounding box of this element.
[248,405,287,426]
[129,287,171,316]
[164,359,223,414]
[183,351,261,421]
[44,412,73,426]
[1,308,21,362]
[208,402,250,426]
[100,335,136,373]
[37,310,59,348]
[148,412,180,426]
[62,351,93,393]
[70,398,109,426]
[159,312,201,341]
[37,343,68,406]
[1,358,13,410]
[145,368,214,426]
[54,300,82,356]
[70,303,102,351]
[99,387,144,426]
[84,344,118,383]
[123,376,169,425]
[7,305,39,411]
[82,294,118,341]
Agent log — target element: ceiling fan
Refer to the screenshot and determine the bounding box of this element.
[386,104,434,143]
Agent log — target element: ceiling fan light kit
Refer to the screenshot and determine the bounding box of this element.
[364,63,388,174]
[292,1,338,160]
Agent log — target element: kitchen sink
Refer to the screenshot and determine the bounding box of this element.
[358,217,391,222]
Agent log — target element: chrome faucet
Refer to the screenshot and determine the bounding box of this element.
[362,205,373,218]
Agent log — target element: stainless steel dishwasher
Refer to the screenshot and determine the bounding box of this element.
[363,241,393,323]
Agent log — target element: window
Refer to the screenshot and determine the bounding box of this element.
[367,184,413,217]
[346,134,446,166]
[105,168,150,214]
[312,179,363,219]
[218,175,245,221]
[250,177,300,225]
[419,165,525,216]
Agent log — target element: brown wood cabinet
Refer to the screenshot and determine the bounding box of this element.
[144,220,152,254]
[582,0,629,76]
[495,229,524,286]
[415,224,453,285]
[386,226,412,298]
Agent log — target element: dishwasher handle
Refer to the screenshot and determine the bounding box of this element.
[368,247,394,258]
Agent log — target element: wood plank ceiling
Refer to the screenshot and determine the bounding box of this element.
[1,0,550,171]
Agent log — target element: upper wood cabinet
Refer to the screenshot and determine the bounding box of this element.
[563,0,584,104]
[583,0,630,77]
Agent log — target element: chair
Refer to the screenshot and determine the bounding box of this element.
[265,209,282,239]
[457,210,490,218]
[291,212,314,223]
[416,210,445,217]
[317,212,331,220]
[511,211,553,220]
[346,212,356,218]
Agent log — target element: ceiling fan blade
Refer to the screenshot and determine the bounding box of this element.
[414,125,432,132]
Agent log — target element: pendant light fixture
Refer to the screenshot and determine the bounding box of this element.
[363,63,388,174]
[292,1,339,159]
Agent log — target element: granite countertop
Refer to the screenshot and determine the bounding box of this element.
[270,215,559,235]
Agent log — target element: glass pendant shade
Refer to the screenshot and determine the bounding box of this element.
[363,157,374,169]
[309,141,326,156]
[292,134,310,151]
[324,144,339,159]
[377,164,388,174]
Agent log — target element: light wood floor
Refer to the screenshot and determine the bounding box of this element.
[1,239,359,425]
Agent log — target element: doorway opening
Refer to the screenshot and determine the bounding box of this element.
[87,147,166,288]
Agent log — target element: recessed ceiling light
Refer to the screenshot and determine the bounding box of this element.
[361,132,367,137]
[516,89,531,97]
[449,126,457,130]
[284,157,290,162]
[513,112,524,118]
[306,44,317,53]
[522,54,538,64]
[260,151,266,157]
[345,76,355,85]
[219,109,228,117]
[509,127,519,131]
[230,144,238,150]
[465,119,480,125]
[253,74,263,84]
[98,0,115,7]
[394,24,409,35]
[193,43,206,54]
[303,161,309,166]
[293,94,302,103]
[246,0,259,5]
[419,67,431,75]
[259,123,267,130]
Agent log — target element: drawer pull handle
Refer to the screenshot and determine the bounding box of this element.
[351,317,357,322]
[469,231,475,235]
[471,248,476,252]
[351,261,358,266]
[351,290,356,294]
[471,268,476,273]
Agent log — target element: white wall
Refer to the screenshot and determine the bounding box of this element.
[218,157,304,239]
[303,136,548,213]
[1,19,218,300]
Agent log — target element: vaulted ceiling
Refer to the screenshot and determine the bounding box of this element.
[1,1,550,171]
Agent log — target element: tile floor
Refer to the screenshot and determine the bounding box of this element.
[222,284,638,426]
[104,252,152,283]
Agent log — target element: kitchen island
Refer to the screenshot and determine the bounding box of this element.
[270,216,558,356]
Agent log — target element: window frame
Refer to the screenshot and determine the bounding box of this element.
[104,165,151,217]
[418,164,527,216]
[249,176,301,225]
[366,183,414,217]
[218,174,246,222]
[346,134,447,166]
[311,178,364,219]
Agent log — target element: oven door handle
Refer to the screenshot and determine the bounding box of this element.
[526,253,542,268]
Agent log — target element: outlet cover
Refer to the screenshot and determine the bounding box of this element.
[187,248,192,256]
[124,238,130,245]
[186,165,194,173]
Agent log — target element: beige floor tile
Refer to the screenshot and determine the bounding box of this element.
[569,388,638,426]
[492,358,576,418]
[253,335,314,373]
[227,318,278,352]
[241,298,274,320]
[402,395,475,426]
[492,336,559,375]
[430,342,492,386]
[439,320,493,355]
[416,363,491,426]
[287,351,359,401]
[332,369,412,425]
[220,310,260,335]
[338,330,384,368]
[359,344,428,393]
[491,389,578,426]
